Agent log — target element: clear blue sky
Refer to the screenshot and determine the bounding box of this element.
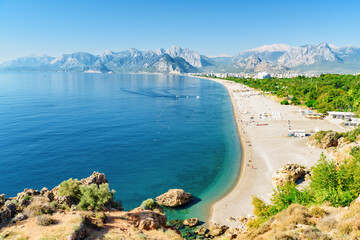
[1,0,360,62]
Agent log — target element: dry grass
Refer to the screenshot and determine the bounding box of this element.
[36,215,54,226]
[317,216,338,233]
[0,212,82,240]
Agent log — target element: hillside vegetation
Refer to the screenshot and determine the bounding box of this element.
[241,128,360,240]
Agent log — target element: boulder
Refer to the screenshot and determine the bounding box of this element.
[5,201,17,214]
[126,208,167,231]
[0,208,11,223]
[155,189,193,207]
[16,188,40,201]
[68,222,86,240]
[209,222,229,236]
[12,213,26,223]
[272,163,310,187]
[224,227,242,239]
[18,198,31,208]
[40,187,54,201]
[183,218,199,227]
[194,227,208,236]
[81,171,108,186]
[307,131,341,149]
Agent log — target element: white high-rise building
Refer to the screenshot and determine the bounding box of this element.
[257,72,271,79]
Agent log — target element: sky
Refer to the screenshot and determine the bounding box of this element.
[0,0,360,62]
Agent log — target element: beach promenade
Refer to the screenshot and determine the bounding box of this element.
[197,77,347,227]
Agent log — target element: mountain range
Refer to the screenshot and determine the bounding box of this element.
[1,43,360,74]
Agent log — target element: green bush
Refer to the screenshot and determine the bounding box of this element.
[280,100,289,105]
[23,195,32,201]
[310,154,360,206]
[58,178,81,203]
[271,183,312,212]
[250,151,360,224]
[252,196,275,221]
[140,198,158,210]
[350,146,360,157]
[305,99,317,108]
[77,183,114,211]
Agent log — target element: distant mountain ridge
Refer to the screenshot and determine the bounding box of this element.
[1,43,360,74]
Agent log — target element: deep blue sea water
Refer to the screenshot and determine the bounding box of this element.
[0,72,241,221]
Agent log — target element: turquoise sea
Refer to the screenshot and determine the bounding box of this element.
[0,72,241,221]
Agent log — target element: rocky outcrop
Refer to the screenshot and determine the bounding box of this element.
[0,201,17,223]
[0,194,5,207]
[16,188,40,201]
[155,189,193,207]
[0,207,12,223]
[272,163,310,187]
[209,222,229,236]
[307,131,341,149]
[195,227,208,236]
[81,171,108,186]
[12,213,26,223]
[183,218,199,227]
[68,222,86,240]
[126,208,167,231]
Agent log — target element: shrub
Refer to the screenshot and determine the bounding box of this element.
[36,215,54,226]
[77,183,114,211]
[247,218,261,230]
[280,100,289,105]
[305,99,317,108]
[23,197,56,217]
[310,154,360,207]
[95,212,107,223]
[23,196,32,201]
[271,183,312,212]
[140,198,158,210]
[310,206,326,218]
[251,196,276,222]
[58,178,81,203]
[350,146,360,157]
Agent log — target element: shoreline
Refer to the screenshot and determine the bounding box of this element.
[190,75,347,227]
[190,76,249,224]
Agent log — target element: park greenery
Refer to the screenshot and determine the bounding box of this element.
[217,74,360,115]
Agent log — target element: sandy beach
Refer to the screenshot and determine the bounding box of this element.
[193,76,347,227]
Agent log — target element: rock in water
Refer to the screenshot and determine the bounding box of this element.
[81,171,108,186]
[194,227,208,236]
[183,218,199,227]
[155,189,193,207]
[272,163,310,187]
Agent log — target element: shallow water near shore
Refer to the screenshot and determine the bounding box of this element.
[0,72,241,221]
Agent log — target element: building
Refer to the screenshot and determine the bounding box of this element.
[256,72,271,79]
[327,112,355,119]
[344,118,360,127]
